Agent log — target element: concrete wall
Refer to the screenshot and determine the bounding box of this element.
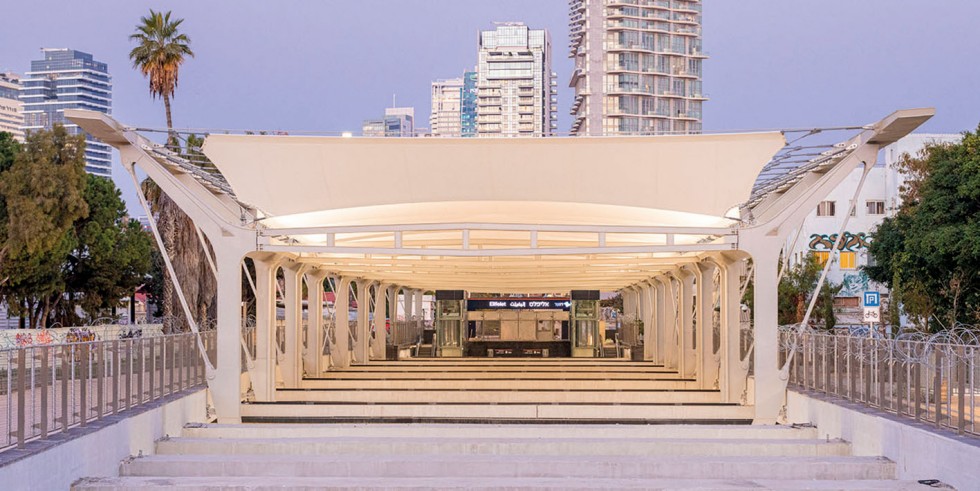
[0,389,206,491]
[786,389,980,490]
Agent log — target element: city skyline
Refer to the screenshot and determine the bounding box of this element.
[0,1,979,210]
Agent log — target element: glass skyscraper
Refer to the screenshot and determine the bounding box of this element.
[20,48,113,177]
[461,71,478,138]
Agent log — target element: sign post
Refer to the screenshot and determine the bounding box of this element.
[863,291,881,337]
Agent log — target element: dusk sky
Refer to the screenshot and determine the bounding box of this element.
[1,0,979,213]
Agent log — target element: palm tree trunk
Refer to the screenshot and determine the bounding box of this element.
[163,92,176,147]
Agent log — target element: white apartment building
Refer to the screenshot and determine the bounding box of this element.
[569,0,706,136]
[477,23,558,137]
[785,133,961,322]
[0,72,23,141]
[430,78,464,137]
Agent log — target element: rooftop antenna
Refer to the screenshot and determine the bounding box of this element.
[392,93,396,109]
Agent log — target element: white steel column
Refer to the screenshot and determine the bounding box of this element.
[717,257,744,403]
[281,264,307,387]
[404,289,415,323]
[747,245,782,424]
[214,252,244,423]
[413,289,425,331]
[354,280,374,365]
[657,276,678,370]
[333,276,352,369]
[654,279,667,366]
[695,262,719,390]
[306,270,328,376]
[251,256,278,401]
[640,283,655,361]
[678,269,696,378]
[371,282,390,360]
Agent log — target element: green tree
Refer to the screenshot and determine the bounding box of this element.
[867,127,980,329]
[776,253,840,328]
[0,126,89,327]
[63,175,153,321]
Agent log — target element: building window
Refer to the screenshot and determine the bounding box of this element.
[814,251,830,265]
[866,200,886,215]
[839,251,857,270]
[816,201,836,217]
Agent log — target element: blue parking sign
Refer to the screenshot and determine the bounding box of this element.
[863,291,880,308]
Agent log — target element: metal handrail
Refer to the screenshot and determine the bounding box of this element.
[0,331,215,453]
[780,330,978,437]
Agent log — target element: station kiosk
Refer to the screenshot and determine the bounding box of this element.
[570,290,601,358]
[434,290,467,357]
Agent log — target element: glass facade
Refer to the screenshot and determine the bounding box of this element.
[461,71,478,137]
[20,49,113,177]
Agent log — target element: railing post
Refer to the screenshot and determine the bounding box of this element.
[61,345,69,433]
[96,342,104,420]
[934,349,944,428]
[79,344,89,427]
[125,339,132,411]
[112,340,120,414]
[40,346,49,439]
[957,347,966,435]
[148,337,154,403]
[16,348,26,448]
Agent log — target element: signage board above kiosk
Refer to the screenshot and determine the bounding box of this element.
[467,299,571,311]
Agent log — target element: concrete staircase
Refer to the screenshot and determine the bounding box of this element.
[72,423,935,490]
[243,359,754,423]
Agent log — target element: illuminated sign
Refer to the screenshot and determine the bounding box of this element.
[467,299,571,311]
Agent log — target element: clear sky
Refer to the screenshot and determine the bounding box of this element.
[1,0,979,213]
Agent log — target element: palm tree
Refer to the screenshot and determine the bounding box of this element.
[129,10,193,144]
[129,11,215,332]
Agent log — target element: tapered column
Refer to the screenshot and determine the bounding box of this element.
[413,289,425,331]
[214,252,244,423]
[404,289,415,322]
[251,256,278,401]
[640,283,655,361]
[281,264,307,387]
[354,280,374,365]
[696,262,719,390]
[718,258,744,403]
[333,276,352,369]
[750,249,782,424]
[372,282,390,360]
[657,276,678,370]
[305,270,328,376]
[678,269,696,378]
[654,279,667,366]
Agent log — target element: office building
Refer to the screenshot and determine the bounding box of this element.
[362,106,415,137]
[476,23,557,137]
[0,73,24,141]
[430,78,464,137]
[20,48,113,176]
[461,71,478,137]
[569,0,706,136]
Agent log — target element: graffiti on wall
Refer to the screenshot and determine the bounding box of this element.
[808,232,872,252]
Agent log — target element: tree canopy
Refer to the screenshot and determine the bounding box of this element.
[0,128,153,327]
[866,126,980,329]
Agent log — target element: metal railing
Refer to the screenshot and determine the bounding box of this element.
[0,331,216,453]
[391,319,423,347]
[781,329,978,437]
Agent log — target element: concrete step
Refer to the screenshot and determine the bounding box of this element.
[299,378,700,390]
[120,454,897,480]
[73,476,934,490]
[155,436,850,457]
[181,423,820,440]
[240,402,754,423]
[314,369,684,378]
[274,388,723,404]
[365,360,664,366]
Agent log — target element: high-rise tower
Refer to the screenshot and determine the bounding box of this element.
[569,1,706,136]
[21,49,113,176]
[477,23,557,137]
[0,73,24,142]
